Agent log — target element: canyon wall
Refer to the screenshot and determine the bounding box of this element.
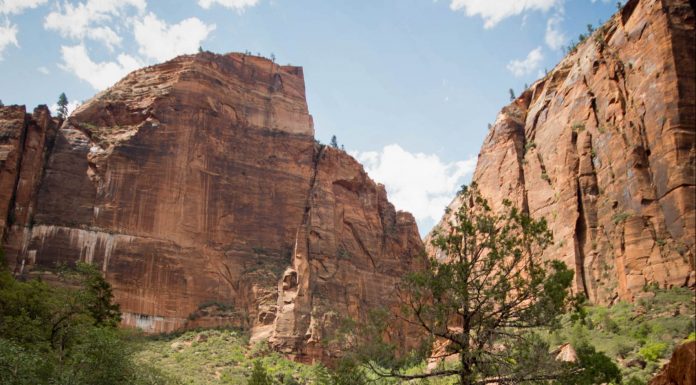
[429,0,695,303]
[0,52,424,362]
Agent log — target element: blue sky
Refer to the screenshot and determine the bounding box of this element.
[0,0,621,234]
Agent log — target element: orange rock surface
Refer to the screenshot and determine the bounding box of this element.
[429,0,695,303]
[649,341,695,385]
[0,53,424,362]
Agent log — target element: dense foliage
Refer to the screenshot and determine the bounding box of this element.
[549,286,695,385]
[0,253,174,385]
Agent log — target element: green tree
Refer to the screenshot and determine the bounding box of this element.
[561,343,622,385]
[0,99,4,107]
[248,360,272,385]
[330,135,339,149]
[351,183,617,385]
[56,93,68,119]
[0,254,173,385]
[0,338,53,385]
[330,360,367,385]
[72,262,121,327]
[509,88,516,101]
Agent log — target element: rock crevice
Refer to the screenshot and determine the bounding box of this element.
[430,0,695,302]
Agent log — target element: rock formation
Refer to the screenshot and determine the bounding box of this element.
[649,341,695,385]
[0,52,425,362]
[429,0,695,303]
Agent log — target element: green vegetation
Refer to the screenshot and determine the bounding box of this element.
[564,23,599,54]
[638,342,667,362]
[0,255,174,385]
[612,211,632,224]
[56,92,68,119]
[102,286,696,385]
[548,287,695,385]
[342,183,619,384]
[337,246,352,260]
[132,329,326,384]
[542,170,551,182]
[248,361,273,385]
[572,122,586,133]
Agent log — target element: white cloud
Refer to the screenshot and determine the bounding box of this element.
[37,66,50,74]
[545,12,566,50]
[49,100,81,117]
[0,20,17,59]
[506,47,544,77]
[449,0,560,28]
[133,13,215,62]
[44,0,146,49]
[353,144,476,226]
[198,0,259,11]
[59,44,140,90]
[0,0,47,14]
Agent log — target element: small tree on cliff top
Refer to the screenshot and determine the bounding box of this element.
[56,92,68,119]
[348,183,619,385]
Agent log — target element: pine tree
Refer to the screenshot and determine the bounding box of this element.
[350,184,621,385]
[509,88,516,101]
[56,93,69,119]
[330,135,338,149]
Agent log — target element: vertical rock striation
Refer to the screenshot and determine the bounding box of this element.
[429,0,695,303]
[0,53,425,362]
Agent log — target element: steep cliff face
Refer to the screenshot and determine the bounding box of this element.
[0,52,424,362]
[429,0,695,303]
[0,106,59,259]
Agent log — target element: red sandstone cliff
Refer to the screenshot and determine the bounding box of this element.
[428,0,695,303]
[649,341,696,385]
[0,53,424,362]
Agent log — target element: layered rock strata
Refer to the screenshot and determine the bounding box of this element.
[0,53,424,362]
[429,0,695,303]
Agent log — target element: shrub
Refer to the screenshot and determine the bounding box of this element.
[612,212,631,224]
[248,361,272,385]
[638,342,668,362]
[686,332,696,342]
[572,122,586,132]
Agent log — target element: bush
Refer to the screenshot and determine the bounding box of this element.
[248,361,272,385]
[638,342,668,362]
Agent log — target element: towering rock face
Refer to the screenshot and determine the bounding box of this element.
[0,53,424,362]
[429,0,695,303]
[0,106,58,260]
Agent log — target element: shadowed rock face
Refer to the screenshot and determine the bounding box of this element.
[428,0,695,303]
[0,52,425,363]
